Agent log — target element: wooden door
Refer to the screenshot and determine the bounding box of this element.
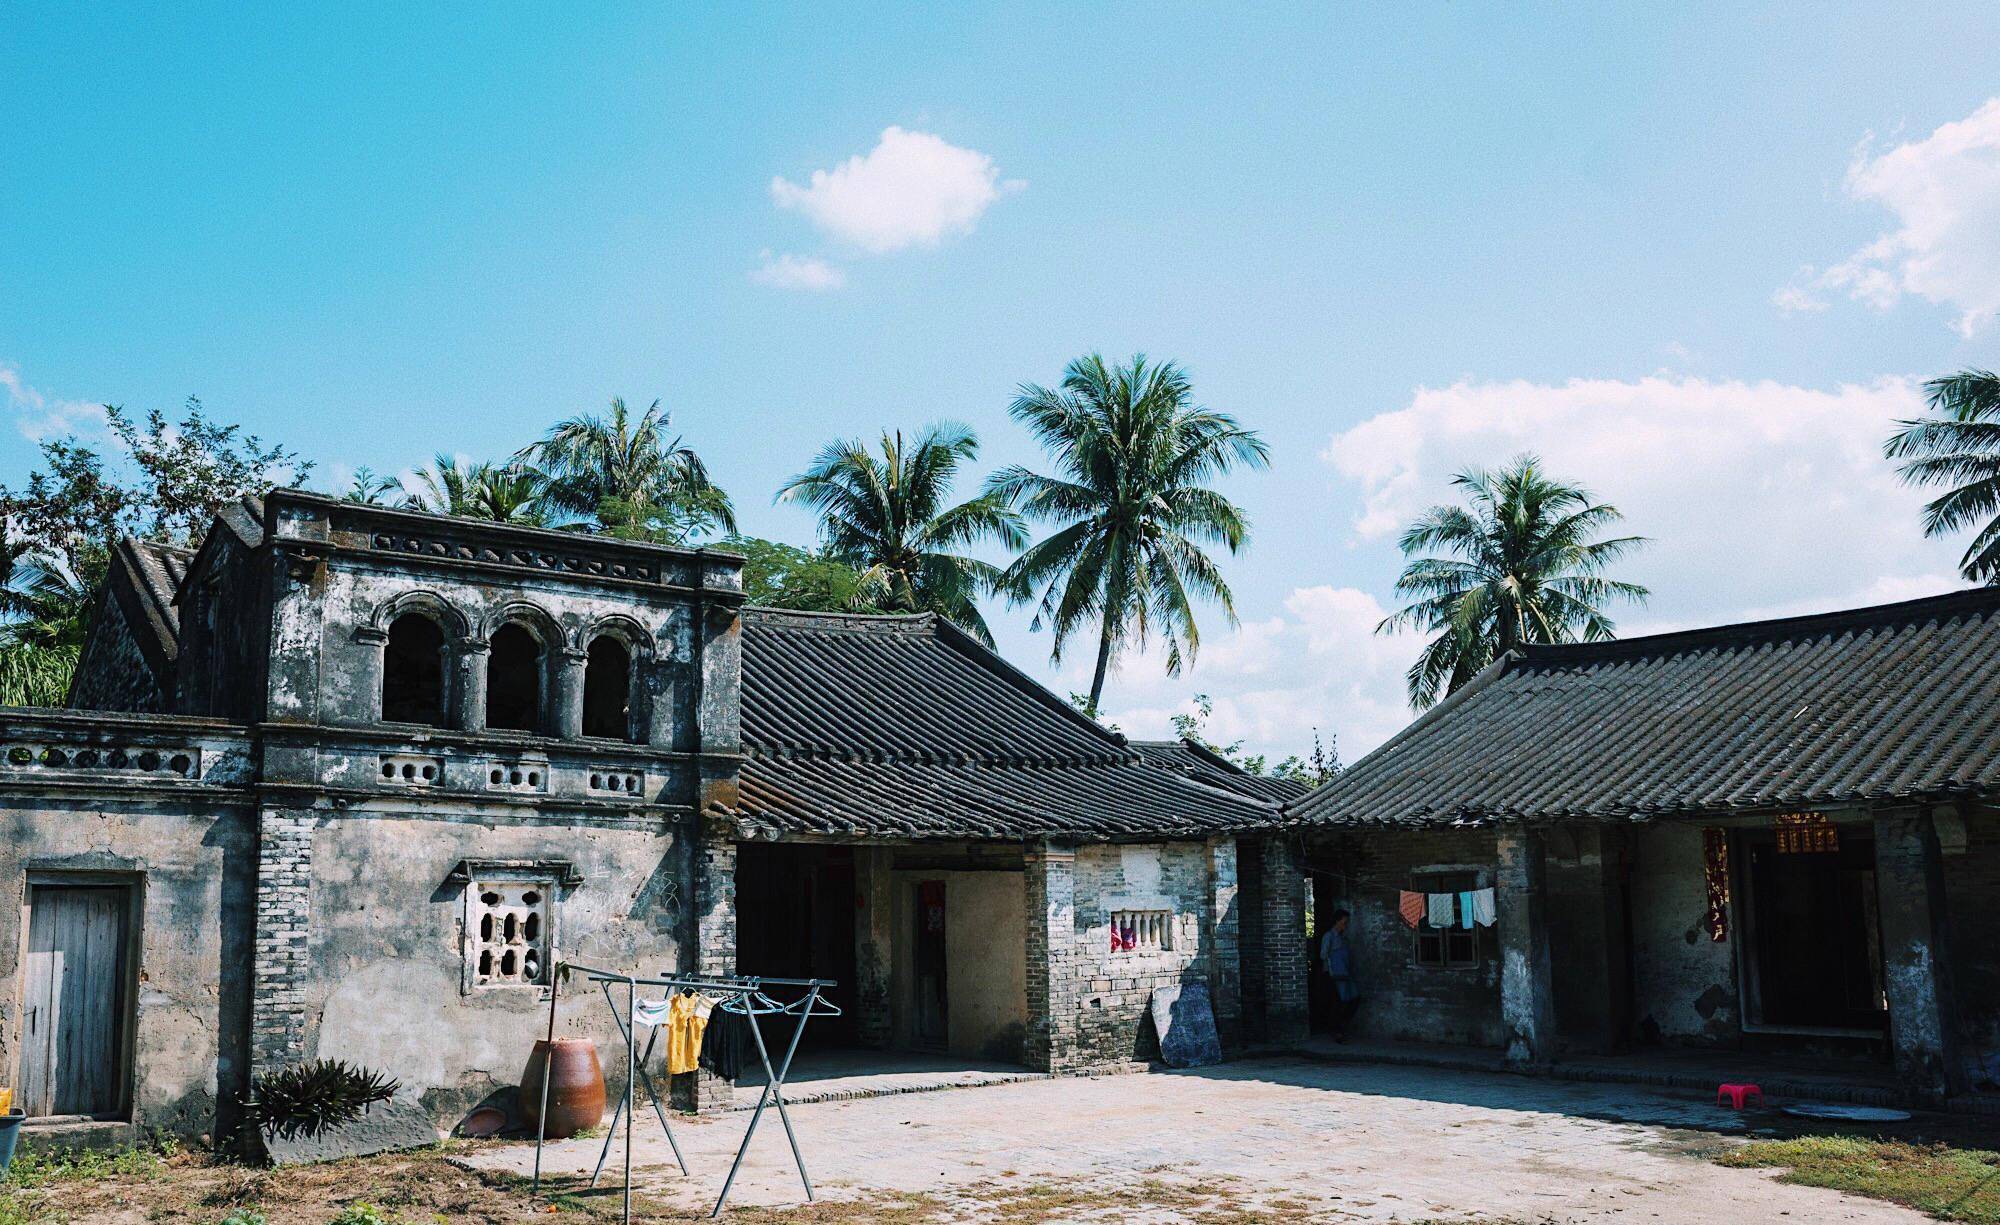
[20,885,130,1118]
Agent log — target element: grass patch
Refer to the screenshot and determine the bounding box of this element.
[1719,1136,2000,1223]
[5,1136,174,1188]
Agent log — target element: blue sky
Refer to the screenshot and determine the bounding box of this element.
[6,5,2000,759]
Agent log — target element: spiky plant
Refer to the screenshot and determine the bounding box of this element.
[242,1059,399,1141]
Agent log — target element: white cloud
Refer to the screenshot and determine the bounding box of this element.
[1782,98,2000,334]
[2,362,108,443]
[1086,586,1421,768]
[749,252,847,292]
[770,126,1023,255]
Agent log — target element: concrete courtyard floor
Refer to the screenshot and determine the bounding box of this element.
[458,1057,1939,1222]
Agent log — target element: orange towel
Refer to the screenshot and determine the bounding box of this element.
[1398,890,1425,929]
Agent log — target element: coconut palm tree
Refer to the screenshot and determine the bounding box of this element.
[517,398,734,543]
[400,456,546,526]
[777,423,1023,645]
[988,354,1269,713]
[1377,454,1648,709]
[1885,369,2000,583]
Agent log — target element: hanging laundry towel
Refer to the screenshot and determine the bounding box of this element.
[632,997,673,1029]
[1457,890,1478,930]
[1427,892,1455,928]
[1398,890,1425,929]
[1469,886,1497,927]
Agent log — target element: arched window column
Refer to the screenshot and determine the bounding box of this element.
[353,624,390,721]
[554,647,590,739]
[455,637,491,733]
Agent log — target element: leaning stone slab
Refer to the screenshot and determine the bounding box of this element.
[261,1098,439,1166]
[1150,981,1222,1069]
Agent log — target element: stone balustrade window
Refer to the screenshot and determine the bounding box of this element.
[1110,908,1173,953]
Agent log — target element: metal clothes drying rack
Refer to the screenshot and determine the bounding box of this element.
[530,960,840,1221]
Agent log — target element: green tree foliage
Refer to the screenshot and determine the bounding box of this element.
[400,455,546,526]
[1378,454,1647,709]
[0,401,307,701]
[517,397,734,544]
[0,643,79,708]
[1885,369,2000,583]
[724,536,889,613]
[777,423,1022,646]
[340,467,400,505]
[990,354,1268,711]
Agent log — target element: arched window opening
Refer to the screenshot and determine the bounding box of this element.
[582,635,633,740]
[381,613,446,726]
[487,623,544,733]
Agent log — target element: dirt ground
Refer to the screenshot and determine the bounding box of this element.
[16,1057,1989,1223]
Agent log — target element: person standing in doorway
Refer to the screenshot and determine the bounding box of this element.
[1318,909,1359,1042]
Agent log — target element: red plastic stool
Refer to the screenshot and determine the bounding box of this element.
[1717,1082,1763,1109]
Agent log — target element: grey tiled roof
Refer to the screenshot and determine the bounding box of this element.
[1130,739,1309,803]
[731,608,1280,840]
[1288,585,2000,827]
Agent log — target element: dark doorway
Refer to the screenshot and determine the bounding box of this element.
[1742,830,1887,1033]
[486,624,543,733]
[581,636,632,740]
[912,880,948,1051]
[735,844,858,1049]
[382,614,446,725]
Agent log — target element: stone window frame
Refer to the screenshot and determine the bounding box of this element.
[1409,864,1492,970]
[577,614,654,744]
[448,859,579,995]
[1109,908,1174,954]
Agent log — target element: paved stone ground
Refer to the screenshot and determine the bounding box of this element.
[460,1057,1929,1222]
[730,1049,1047,1108]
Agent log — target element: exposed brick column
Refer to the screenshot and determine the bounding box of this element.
[251,808,314,1074]
[1205,837,1244,1049]
[676,819,738,1113]
[1874,808,1965,1104]
[1024,841,1080,1073]
[1254,834,1309,1046]
[1497,825,1557,1067]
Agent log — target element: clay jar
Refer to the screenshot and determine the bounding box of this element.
[519,1038,605,1138]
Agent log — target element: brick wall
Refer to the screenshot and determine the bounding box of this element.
[1303,826,1504,1048]
[1023,842,1080,1071]
[1064,841,1232,1065]
[251,808,314,1072]
[677,821,736,1111]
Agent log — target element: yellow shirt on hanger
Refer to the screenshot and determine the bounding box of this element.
[666,992,717,1075]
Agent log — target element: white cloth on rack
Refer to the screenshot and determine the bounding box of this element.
[632,997,673,1028]
[1468,887,1497,927]
[1426,892,1455,928]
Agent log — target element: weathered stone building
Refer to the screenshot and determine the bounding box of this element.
[1287,587,2000,1105]
[0,492,1300,1143]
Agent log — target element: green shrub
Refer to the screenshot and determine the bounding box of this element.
[329,1203,396,1225]
[242,1059,399,1141]
[218,1210,271,1225]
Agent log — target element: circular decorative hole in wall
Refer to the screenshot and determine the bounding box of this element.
[42,748,67,767]
[480,891,500,905]
[170,754,191,775]
[138,750,162,771]
[522,890,542,906]
[509,770,523,785]
[108,749,129,768]
[489,769,503,784]
[527,771,540,786]
[421,764,437,781]
[74,749,97,767]
[382,763,397,779]
[625,776,639,792]
[402,764,416,780]
[589,774,603,789]
[6,746,31,765]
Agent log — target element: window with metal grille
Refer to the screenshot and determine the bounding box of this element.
[1411,870,1485,969]
[466,879,552,989]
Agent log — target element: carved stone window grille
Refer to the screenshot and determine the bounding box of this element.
[1110,909,1173,953]
[466,879,553,990]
